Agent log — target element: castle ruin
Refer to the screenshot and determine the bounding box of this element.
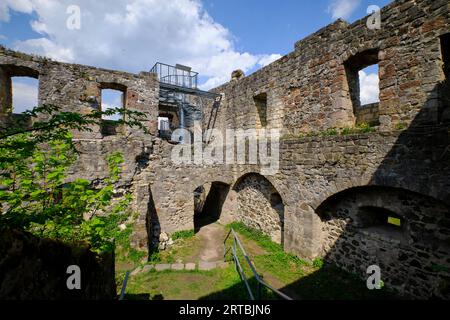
[1,0,450,299]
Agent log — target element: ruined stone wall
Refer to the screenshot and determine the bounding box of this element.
[234,174,284,244]
[0,46,160,256]
[0,46,159,186]
[0,228,116,300]
[355,103,379,125]
[1,0,450,300]
[207,0,450,135]
[318,187,450,299]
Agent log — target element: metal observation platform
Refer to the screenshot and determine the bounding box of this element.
[150,62,221,101]
[150,63,221,142]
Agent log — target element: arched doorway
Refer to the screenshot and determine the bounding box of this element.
[233,173,285,246]
[193,182,230,232]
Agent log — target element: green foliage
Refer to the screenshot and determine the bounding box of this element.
[0,105,146,253]
[395,122,407,130]
[109,216,147,264]
[281,123,376,140]
[340,123,376,135]
[320,128,339,136]
[148,250,162,264]
[431,264,450,273]
[171,230,195,241]
[228,221,282,253]
[227,222,313,285]
[313,258,324,269]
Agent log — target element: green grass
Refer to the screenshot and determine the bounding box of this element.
[227,222,394,300]
[340,123,376,135]
[154,233,202,264]
[117,221,395,300]
[227,222,307,285]
[113,218,147,268]
[395,122,407,130]
[171,230,195,241]
[121,265,277,300]
[313,258,324,269]
[281,123,377,140]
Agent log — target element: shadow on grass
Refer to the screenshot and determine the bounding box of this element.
[279,265,396,300]
[198,275,279,300]
[123,293,164,300]
[199,263,396,300]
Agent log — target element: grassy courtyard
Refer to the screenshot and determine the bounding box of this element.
[116,222,394,300]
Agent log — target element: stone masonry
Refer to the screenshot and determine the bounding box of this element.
[1,0,450,299]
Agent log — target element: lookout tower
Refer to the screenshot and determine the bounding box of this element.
[150,63,221,142]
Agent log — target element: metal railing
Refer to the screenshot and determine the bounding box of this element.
[118,271,130,300]
[223,228,293,301]
[150,62,198,89]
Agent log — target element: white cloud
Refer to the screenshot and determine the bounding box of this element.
[0,0,34,22]
[15,38,75,61]
[327,0,361,20]
[258,54,282,68]
[101,89,123,120]
[11,79,39,113]
[3,0,280,91]
[359,70,379,105]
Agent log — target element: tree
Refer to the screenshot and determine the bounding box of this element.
[0,105,147,252]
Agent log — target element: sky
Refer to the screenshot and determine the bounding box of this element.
[0,0,392,113]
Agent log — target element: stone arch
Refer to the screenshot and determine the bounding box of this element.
[310,178,450,213]
[232,172,285,246]
[193,181,231,232]
[314,185,450,299]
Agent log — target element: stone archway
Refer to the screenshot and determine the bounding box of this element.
[193,181,230,232]
[315,185,450,299]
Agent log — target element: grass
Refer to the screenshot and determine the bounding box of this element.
[111,215,147,270]
[171,230,195,241]
[282,123,377,140]
[340,123,376,135]
[226,222,308,285]
[117,221,395,300]
[152,232,201,264]
[395,122,407,130]
[121,266,276,300]
[226,222,394,300]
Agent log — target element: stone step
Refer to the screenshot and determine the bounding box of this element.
[130,261,229,275]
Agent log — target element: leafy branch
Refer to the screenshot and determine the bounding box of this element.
[0,105,147,253]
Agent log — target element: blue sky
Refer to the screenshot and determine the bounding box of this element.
[0,0,391,113]
[203,0,391,57]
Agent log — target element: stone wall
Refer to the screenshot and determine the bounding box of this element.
[318,187,450,299]
[355,103,380,125]
[0,45,159,186]
[234,173,284,244]
[208,0,450,134]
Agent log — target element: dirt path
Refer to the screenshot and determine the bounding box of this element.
[196,223,226,262]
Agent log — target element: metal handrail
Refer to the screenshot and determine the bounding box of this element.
[224,228,293,301]
[118,271,130,300]
[150,62,199,89]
